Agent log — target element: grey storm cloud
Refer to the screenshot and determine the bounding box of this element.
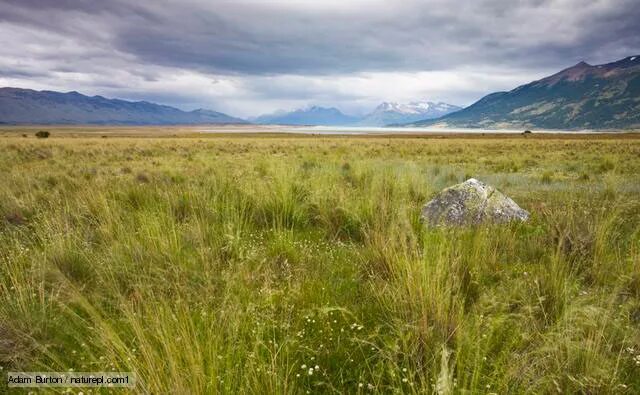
[0,0,639,116]
[3,0,640,74]
[105,0,635,73]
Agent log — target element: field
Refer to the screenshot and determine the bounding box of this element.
[1,129,640,393]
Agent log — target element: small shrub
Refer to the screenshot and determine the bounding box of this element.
[254,161,269,177]
[597,159,615,173]
[35,130,50,138]
[4,211,26,226]
[541,171,554,184]
[45,175,58,187]
[301,160,317,172]
[135,172,150,183]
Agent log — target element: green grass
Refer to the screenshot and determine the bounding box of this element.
[1,135,640,393]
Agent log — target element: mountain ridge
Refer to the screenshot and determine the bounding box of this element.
[357,101,461,126]
[252,101,461,126]
[411,55,640,129]
[0,87,247,125]
[251,106,359,125]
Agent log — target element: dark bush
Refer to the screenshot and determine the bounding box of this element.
[135,172,150,183]
[35,130,50,138]
[4,211,26,226]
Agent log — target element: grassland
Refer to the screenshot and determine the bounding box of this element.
[1,130,640,393]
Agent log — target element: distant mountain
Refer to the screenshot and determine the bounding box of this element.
[358,101,461,126]
[0,87,247,125]
[411,56,640,129]
[251,106,358,125]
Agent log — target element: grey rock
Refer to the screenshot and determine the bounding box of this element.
[421,178,529,226]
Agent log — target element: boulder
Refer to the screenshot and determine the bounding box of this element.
[421,178,529,226]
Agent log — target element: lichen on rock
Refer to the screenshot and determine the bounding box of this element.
[421,178,529,226]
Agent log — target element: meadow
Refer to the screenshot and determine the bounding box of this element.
[1,130,639,393]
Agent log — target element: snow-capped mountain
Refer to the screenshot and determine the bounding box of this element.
[250,101,461,126]
[357,101,461,126]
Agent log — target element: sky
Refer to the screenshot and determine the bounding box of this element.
[1,0,639,118]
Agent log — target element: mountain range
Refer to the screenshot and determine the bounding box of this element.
[251,101,460,126]
[250,106,359,125]
[1,55,638,129]
[413,55,640,129]
[0,88,246,125]
[356,101,461,126]
[0,89,458,126]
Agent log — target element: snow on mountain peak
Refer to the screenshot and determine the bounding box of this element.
[358,100,461,126]
[375,100,456,115]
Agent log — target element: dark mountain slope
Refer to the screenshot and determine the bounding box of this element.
[414,56,640,129]
[0,88,247,125]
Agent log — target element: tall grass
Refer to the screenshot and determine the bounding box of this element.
[0,135,639,393]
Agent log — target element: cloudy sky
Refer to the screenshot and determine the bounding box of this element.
[1,0,638,118]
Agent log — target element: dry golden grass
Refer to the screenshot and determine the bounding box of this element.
[1,130,639,393]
